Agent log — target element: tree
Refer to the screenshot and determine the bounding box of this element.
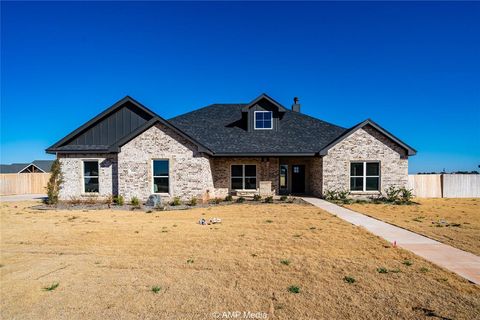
[46,159,63,205]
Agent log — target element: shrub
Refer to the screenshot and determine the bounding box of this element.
[43,282,59,291]
[288,285,300,294]
[385,186,401,203]
[104,195,113,205]
[323,189,350,203]
[188,197,197,206]
[170,197,181,206]
[210,197,222,204]
[376,267,388,274]
[253,194,262,201]
[264,196,274,203]
[343,276,356,284]
[46,159,63,205]
[280,259,290,265]
[385,186,414,204]
[130,196,140,206]
[236,197,245,203]
[403,260,413,266]
[399,187,414,203]
[113,195,124,206]
[280,195,288,201]
[224,195,233,202]
[151,286,161,293]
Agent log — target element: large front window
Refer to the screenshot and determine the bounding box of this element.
[254,111,273,129]
[231,165,257,190]
[153,160,169,193]
[350,162,380,191]
[83,161,99,193]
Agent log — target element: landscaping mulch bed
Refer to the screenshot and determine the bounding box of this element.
[31,197,309,212]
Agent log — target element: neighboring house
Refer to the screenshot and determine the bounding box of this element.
[46,94,416,201]
[0,160,54,174]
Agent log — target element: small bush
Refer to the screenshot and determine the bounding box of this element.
[280,195,288,201]
[377,267,388,274]
[403,260,413,266]
[43,282,59,291]
[420,267,429,273]
[187,258,194,264]
[188,197,197,206]
[170,197,181,206]
[130,196,140,206]
[253,194,262,201]
[280,259,290,265]
[323,189,350,203]
[224,195,233,202]
[288,285,300,294]
[113,195,124,206]
[264,196,274,203]
[236,197,245,203]
[151,286,161,293]
[385,186,414,204]
[209,197,222,204]
[265,219,273,223]
[343,276,356,284]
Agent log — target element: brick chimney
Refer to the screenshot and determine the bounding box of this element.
[292,97,301,113]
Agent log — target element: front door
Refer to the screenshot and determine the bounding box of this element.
[291,165,305,194]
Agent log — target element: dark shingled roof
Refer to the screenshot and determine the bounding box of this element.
[0,160,55,173]
[169,104,347,155]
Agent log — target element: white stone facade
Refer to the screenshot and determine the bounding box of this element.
[322,125,409,196]
[117,123,214,202]
[57,124,408,201]
[58,153,116,200]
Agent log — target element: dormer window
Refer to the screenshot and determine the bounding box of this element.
[254,111,273,130]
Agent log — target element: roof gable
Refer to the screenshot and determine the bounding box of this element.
[319,119,417,156]
[241,93,288,113]
[46,96,212,155]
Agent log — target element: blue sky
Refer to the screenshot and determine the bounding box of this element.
[1,1,479,173]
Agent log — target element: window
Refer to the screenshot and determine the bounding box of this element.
[83,161,99,193]
[254,111,273,129]
[231,165,257,190]
[350,162,380,192]
[153,160,169,193]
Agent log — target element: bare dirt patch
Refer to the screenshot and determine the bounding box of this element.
[346,198,480,256]
[1,201,479,319]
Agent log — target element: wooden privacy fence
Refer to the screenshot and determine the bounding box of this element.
[0,173,50,195]
[408,174,480,198]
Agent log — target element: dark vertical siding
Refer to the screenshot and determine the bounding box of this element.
[62,103,153,147]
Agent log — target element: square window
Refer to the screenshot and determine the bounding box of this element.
[84,177,99,193]
[231,165,257,190]
[254,111,273,130]
[153,177,169,193]
[231,177,243,190]
[350,162,380,192]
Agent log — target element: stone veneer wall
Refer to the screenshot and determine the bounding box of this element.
[58,153,117,200]
[212,157,280,197]
[117,123,214,202]
[322,125,408,196]
[309,157,323,197]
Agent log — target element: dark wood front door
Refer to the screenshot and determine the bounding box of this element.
[291,165,305,194]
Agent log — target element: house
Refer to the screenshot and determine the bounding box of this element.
[0,160,54,174]
[46,94,416,202]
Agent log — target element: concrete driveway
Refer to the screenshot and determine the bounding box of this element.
[0,194,47,202]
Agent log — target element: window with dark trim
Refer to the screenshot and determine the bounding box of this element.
[254,111,273,130]
[83,161,99,193]
[350,162,380,191]
[231,165,257,190]
[153,160,169,193]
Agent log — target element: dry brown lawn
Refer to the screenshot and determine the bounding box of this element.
[1,201,479,319]
[346,198,480,256]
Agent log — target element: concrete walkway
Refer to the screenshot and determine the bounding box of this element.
[302,197,480,285]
